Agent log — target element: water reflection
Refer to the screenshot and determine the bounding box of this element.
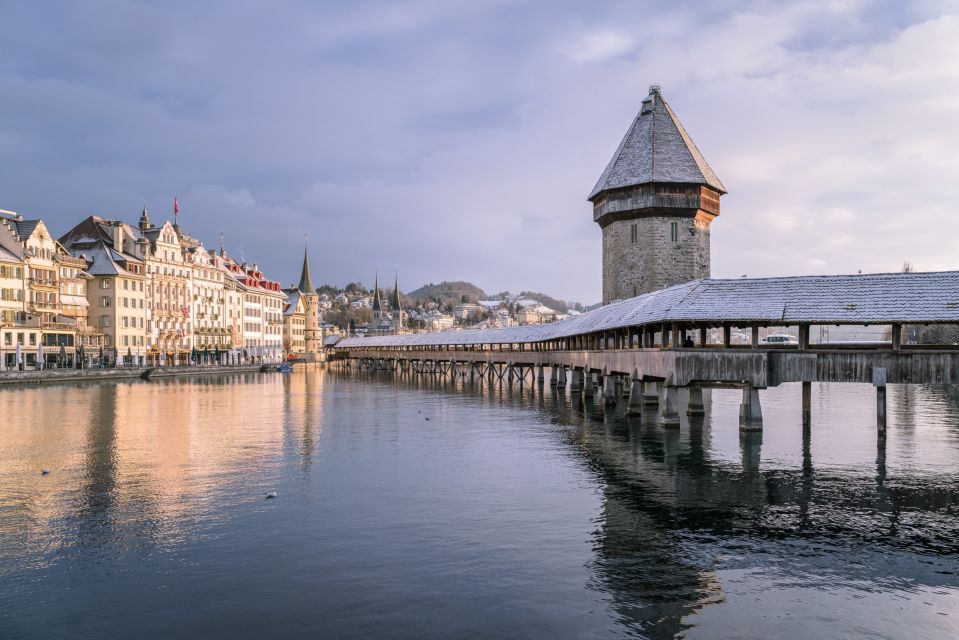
[366,369,959,637]
[0,370,957,639]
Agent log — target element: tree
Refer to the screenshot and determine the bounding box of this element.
[902,261,914,273]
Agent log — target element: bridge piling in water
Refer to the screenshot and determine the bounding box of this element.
[643,381,659,406]
[658,376,680,427]
[739,387,763,431]
[570,368,582,392]
[687,386,705,416]
[626,370,643,416]
[802,381,812,427]
[874,368,887,431]
[603,368,617,405]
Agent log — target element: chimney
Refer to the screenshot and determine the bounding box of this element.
[112,221,125,251]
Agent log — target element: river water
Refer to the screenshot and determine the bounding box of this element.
[0,369,957,639]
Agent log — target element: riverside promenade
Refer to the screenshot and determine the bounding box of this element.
[0,364,271,386]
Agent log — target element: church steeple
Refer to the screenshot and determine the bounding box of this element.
[372,272,382,313]
[298,241,316,293]
[391,271,404,332]
[391,272,401,310]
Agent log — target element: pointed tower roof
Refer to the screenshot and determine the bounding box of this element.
[298,244,316,293]
[391,272,401,309]
[372,272,382,311]
[589,85,725,200]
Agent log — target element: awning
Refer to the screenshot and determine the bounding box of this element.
[61,295,89,307]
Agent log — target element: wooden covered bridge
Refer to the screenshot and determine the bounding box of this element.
[333,271,959,430]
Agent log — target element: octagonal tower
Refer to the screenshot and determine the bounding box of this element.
[590,85,726,305]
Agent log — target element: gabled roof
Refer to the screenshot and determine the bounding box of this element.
[589,86,725,200]
[75,240,136,276]
[12,219,41,240]
[0,244,20,263]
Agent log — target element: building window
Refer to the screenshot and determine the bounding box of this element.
[101,296,111,307]
[101,280,110,289]
[630,223,637,243]
[670,222,678,243]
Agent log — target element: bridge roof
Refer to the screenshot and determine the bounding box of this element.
[337,270,959,348]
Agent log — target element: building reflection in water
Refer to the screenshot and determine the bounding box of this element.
[2,369,957,638]
[364,369,959,637]
[0,371,329,563]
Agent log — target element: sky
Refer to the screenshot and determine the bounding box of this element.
[1,0,958,305]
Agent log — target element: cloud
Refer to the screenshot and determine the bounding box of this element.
[562,29,635,64]
[0,1,957,303]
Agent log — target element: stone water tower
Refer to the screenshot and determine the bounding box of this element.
[589,85,726,304]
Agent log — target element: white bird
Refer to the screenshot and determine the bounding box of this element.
[41,469,50,475]
[265,491,277,499]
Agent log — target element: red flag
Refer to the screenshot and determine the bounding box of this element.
[174,195,179,217]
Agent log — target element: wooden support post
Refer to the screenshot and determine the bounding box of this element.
[549,366,558,386]
[699,324,707,347]
[723,324,731,348]
[874,367,887,431]
[798,324,810,350]
[660,324,669,348]
[557,366,567,388]
[626,370,643,416]
[671,323,680,350]
[751,325,760,349]
[802,381,812,427]
[891,324,902,351]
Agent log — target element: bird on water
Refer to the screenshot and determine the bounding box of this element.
[265,492,277,499]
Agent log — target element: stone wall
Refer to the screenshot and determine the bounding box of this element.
[602,213,712,304]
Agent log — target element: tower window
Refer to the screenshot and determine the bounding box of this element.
[670,222,678,242]
[630,224,637,243]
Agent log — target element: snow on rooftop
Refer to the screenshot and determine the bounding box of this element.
[337,271,959,349]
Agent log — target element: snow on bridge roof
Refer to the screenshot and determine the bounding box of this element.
[337,271,959,348]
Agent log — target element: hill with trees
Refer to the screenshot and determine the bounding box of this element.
[407,281,487,305]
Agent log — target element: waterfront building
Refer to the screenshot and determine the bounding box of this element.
[176,229,230,355]
[137,211,193,363]
[236,263,284,363]
[61,215,150,365]
[212,250,246,356]
[55,251,104,364]
[590,85,725,304]
[0,214,92,367]
[0,213,28,370]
